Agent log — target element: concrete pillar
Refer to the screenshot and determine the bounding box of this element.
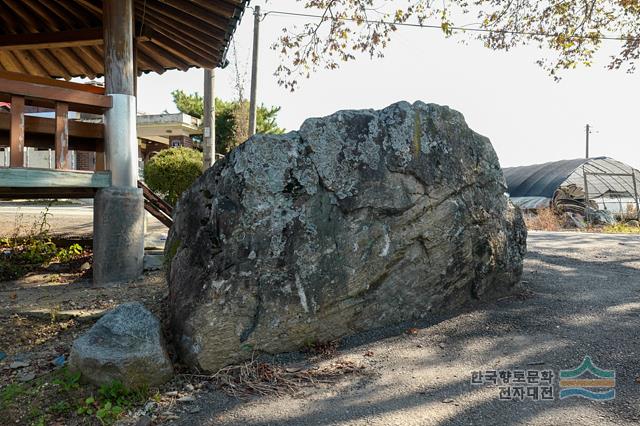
[93,188,144,284]
[93,0,144,285]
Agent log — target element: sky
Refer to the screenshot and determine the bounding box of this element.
[136,1,639,170]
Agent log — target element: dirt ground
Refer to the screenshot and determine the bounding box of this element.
[163,231,640,426]
[1,231,640,425]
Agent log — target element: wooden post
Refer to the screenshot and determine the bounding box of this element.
[95,0,144,285]
[95,140,106,171]
[103,0,137,187]
[9,95,24,167]
[55,102,69,169]
[103,0,135,97]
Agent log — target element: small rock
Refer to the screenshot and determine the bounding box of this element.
[17,371,36,382]
[79,262,91,271]
[162,412,179,421]
[177,396,195,403]
[438,343,446,349]
[185,383,195,392]
[52,355,66,367]
[69,302,173,387]
[135,415,152,426]
[165,391,179,397]
[442,398,455,404]
[9,361,29,369]
[143,401,157,413]
[143,254,164,271]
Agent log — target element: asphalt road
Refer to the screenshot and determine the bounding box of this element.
[0,202,167,248]
[171,231,640,426]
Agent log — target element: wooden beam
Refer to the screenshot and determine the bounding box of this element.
[0,28,151,51]
[0,52,26,74]
[141,0,227,41]
[0,29,103,51]
[55,103,70,169]
[12,51,49,78]
[0,77,112,111]
[0,111,105,140]
[0,71,104,94]
[9,95,24,167]
[15,0,68,34]
[156,0,235,32]
[54,47,96,80]
[136,41,189,71]
[0,168,111,188]
[30,50,72,80]
[0,135,102,152]
[0,187,101,199]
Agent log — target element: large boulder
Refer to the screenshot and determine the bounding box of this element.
[69,302,173,387]
[167,101,527,372]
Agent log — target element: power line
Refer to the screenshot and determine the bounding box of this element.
[262,9,635,42]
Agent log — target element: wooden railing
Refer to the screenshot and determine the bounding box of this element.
[138,180,174,227]
[0,70,112,171]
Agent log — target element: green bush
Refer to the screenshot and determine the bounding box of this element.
[143,147,203,205]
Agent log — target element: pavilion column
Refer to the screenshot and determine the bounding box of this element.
[93,0,144,285]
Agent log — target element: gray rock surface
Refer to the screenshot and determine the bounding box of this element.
[562,212,587,229]
[69,302,173,387]
[586,208,616,225]
[166,101,527,372]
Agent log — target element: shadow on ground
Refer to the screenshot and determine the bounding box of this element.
[173,232,640,426]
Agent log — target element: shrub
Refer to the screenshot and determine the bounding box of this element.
[143,147,203,205]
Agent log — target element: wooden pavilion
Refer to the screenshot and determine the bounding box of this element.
[0,0,248,284]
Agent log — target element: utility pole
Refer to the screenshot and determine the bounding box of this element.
[585,124,590,159]
[248,5,261,137]
[203,69,215,170]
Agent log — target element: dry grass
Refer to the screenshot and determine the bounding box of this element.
[186,354,366,398]
[523,208,562,231]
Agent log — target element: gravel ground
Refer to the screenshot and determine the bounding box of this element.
[167,231,640,426]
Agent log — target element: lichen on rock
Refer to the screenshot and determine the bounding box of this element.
[166,101,527,372]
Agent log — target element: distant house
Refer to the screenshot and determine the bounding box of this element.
[137,113,202,162]
[504,157,640,215]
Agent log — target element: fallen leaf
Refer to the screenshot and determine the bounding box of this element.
[406,328,419,335]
